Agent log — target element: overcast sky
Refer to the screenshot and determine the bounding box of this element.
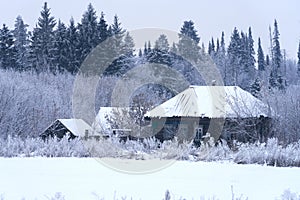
[1,0,300,59]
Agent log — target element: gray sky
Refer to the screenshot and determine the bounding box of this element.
[1,0,300,59]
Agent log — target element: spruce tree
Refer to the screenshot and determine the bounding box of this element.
[123,32,135,56]
[143,42,148,55]
[179,20,200,43]
[113,32,135,75]
[31,2,56,72]
[247,27,256,68]
[257,37,265,71]
[147,40,152,53]
[138,49,142,57]
[209,37,217,62]
[53,20,68,73]
[211,37,215,53]
[177,20,200,62]
[219,32,227,84]
[104,16,129,76]
[216,39,220,53]
[170,42,177,54]
[213,32,227,84]
[0,24,16,69]
[98,12,109,43]
[272,20,282,72]
[266,55,270,66]
[208,41,212,55]
[78,3,98,63]
[66,17,80,73]
[13,16,29,70]
[220,32,226,53]
[150,34,171,64]
[227,27,241,85]
[242,27,256,90]
[269,19,284,89]
[250,78,261,98]
[297,41,300,77]
[154,34,169,52]
[238,31,251,89]
[111,15,126,55]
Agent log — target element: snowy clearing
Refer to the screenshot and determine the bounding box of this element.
[0,158,299,200]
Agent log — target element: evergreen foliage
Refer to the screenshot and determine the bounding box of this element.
[77,3,99,64]
[53,20,68,73]
[177,20,200,62]
[269,20,285,90]
[65,18,80,73]
[13,16,30,70]
[154,34,169,52]
[30,2,56,72]
[257,37,265,71]
[98,12,110,43]
[0,2,297,94]
[250,78,261,98]
[297,41,300,77]
[0,24,16,69]
[227,27,241,86]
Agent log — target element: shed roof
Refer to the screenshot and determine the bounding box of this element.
[144,86,270,118]
[57,119,92,137]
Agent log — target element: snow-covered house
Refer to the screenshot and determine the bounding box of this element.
[144,85,271,143]
[40,119,94,140]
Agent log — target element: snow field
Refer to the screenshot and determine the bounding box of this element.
[0,158,299,200]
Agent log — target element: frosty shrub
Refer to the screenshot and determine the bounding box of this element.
[0,134,300,167]
[196,139,232,161]
[234,138,300,167]
[280,189,300,200]
[0,136,89,157]
[0,69,74,139]
[0,69,117,139]
[264,85,300,144]
[155,138,195,160]
[48,192,66,200]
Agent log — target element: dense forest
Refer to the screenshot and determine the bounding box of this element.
[0,2,299,145]
[1,3,299,88]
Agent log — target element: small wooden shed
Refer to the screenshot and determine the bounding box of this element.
[40,119,93,140]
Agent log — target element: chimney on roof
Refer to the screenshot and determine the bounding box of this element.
[84,129,89,139]
[211,80,216,86]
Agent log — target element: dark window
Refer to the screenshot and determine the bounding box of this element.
[195,126,203,140]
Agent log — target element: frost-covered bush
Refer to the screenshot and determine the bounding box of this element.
[234,138,300,167]
[279,189,300,200]
[264,85,300,144]
[0,69,74,139]
[1,135,300,167]
[156,139,196,160]
[196,139,232,161]
[0,69,117,139]
[0,136,89,157]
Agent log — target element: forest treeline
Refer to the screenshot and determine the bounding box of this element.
[0,2,299,146]
[0,2,299,94]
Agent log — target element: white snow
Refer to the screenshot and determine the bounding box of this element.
[58,119,92,137]
[0,158,299,200]
[145,85,270,118]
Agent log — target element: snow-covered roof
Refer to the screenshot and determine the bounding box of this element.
[57,119,92,137]
[144,86,270,118]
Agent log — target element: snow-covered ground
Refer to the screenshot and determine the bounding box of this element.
[0,158,299,200]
